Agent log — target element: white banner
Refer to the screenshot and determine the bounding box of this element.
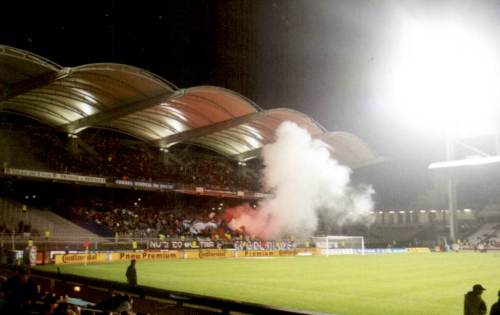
[5,168,105,184]
[114,179,174,190]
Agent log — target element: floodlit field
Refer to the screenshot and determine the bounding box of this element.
[38,253,500,315]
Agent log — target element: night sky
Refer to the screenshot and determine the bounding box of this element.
[2,1,500,209]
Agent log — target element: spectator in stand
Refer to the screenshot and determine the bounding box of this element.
[465,284,487,315]
[0,277,6,314]
[52,299,81,315]
[4,268,39,314]
[93,292,133,314]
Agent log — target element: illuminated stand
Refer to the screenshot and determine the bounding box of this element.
[429,133,500,241]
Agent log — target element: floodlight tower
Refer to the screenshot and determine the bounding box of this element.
[445,133,457,241]
[380,19,500,243]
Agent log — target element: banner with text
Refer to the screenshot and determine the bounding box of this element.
[114,179,174,191]
[236,250,280,257]
[55,253,111,265]
[148,240,224,250]
[233,240,296,251]
[112,251,180,261]
[198,249,234,259]
[5,168,105,184]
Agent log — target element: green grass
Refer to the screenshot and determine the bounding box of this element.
[37,252,500,315]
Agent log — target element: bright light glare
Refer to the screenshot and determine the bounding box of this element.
[382,20,500,138]
[428,155,500,169]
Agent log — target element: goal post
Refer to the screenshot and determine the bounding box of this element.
[312,235,365,256]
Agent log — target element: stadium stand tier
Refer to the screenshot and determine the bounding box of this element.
[0,45,380,170]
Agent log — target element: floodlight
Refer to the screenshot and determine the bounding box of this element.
[381,20,500,138]
[429,155,500,169]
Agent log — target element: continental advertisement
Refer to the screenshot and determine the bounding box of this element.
[198,249,233,259]
[183,250,201,259]
[55,253,111,265]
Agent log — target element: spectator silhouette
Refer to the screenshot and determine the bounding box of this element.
[4,268,38,314]
[126,259,137,286]
[490,290,500,315]
[465,284,487,315]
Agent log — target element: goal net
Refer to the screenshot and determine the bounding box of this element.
[312,235,365,256]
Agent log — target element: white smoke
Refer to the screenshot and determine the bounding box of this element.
[227,121,374,239]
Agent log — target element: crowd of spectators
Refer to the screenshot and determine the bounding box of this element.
[71,204,220,239]
[466,223,500,249]
[0,267,136,314]
[81,131,261,191]
[2,120,262,192]
[67,194,243,240]
[0,221,39,237]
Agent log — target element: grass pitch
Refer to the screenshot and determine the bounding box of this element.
[38,252,500,315]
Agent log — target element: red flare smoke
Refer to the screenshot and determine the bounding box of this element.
[224,203,274,239]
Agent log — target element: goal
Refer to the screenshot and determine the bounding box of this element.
[312,235,365,256]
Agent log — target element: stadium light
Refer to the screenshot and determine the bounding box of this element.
[381,19,500,139]
[429,155,500,169]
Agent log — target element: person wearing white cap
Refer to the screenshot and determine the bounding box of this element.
[464,284,487,315]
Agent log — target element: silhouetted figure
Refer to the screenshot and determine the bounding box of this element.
[4,268,38,314]
[465,284,487,315]
[126,259,137,286]
[490,290,500,315]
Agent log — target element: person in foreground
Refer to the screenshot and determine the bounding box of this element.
[465,284,487,315]
[126,259,137,286]
[490,290,500,315]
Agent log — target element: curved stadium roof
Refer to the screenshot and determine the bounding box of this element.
[0,45,381,168]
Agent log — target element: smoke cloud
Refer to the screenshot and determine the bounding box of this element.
[226,121,374,239]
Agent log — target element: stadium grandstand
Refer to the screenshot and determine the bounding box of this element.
[0,45,382,314]
[1,45,500,314]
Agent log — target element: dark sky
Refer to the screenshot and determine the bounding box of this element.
[2,0,500,209]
